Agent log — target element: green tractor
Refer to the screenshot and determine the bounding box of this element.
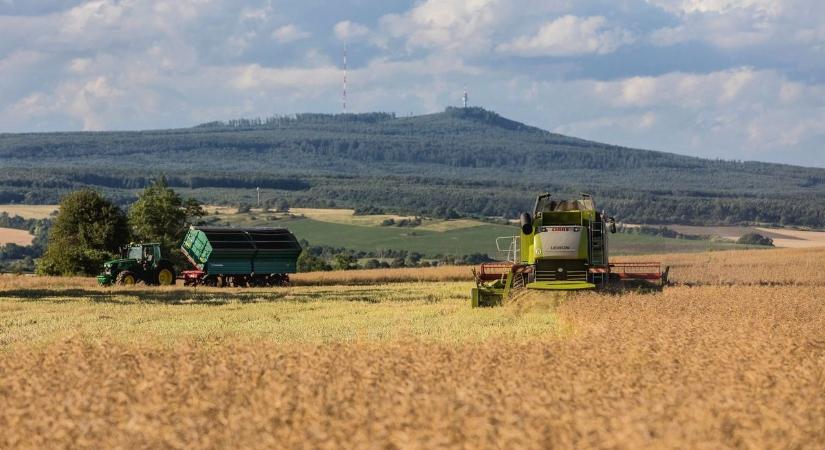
[97,243,176,286]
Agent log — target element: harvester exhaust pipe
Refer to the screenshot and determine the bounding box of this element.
[519,213,532,235]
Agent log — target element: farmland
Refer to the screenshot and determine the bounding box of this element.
[203,208,755,257]
[1,247,824,448]
[0,227,32,246]
[0,204,57,219]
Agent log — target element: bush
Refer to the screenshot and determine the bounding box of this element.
[297,252,331,272]
[333,254,357,271]
[737,233,774,246]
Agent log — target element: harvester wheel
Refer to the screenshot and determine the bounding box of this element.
[157,266,176,286]
[116,271,138,286]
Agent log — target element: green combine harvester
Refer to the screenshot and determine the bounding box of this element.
[471,193,668,307]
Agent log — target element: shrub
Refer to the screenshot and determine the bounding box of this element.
[737,233,774,246]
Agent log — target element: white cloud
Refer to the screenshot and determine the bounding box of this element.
[498,15,633,56]
[647,0,825,49]
[230,64,340,91]
[0,0,824,165]
[272,24,310,43]
[333,20,370,41]
[646,0,782,15]
[517,67,825,162]
[378,0,501,52]
[592,67,767,108]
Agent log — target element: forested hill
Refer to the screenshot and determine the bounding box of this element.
[2,106,825,227]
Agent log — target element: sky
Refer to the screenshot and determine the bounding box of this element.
[0,0,824,166]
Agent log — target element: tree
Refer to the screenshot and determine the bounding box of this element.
[333,253,356,271]
[129,177,202,259]
[363,259,381,269]
[297,252,331,272]
[37,189,129,276]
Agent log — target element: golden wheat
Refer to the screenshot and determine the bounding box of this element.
[1,247,824,449]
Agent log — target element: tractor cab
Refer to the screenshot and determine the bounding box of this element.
[122,243,161,264]
[97,242,176,286]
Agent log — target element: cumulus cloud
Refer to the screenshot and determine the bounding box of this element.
[0,0,824,165]
[535,67,825,162]
[498,15,633,56]
[646,0,782,15]
[333,20,370,41]
[378,0,501,52]
[647,0,825,49]
[272,24,310,43]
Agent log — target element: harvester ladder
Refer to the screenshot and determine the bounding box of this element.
[589,217,608,287]
[590,220,606,266]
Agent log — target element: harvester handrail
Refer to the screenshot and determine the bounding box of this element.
[495,236,520,263]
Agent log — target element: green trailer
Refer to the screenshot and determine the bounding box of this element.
[180,226,302,287]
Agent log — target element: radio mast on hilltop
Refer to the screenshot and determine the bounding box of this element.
[463,85,468,108]
[342,45,348,113]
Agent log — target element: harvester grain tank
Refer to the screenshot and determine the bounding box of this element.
[471,193,668,306]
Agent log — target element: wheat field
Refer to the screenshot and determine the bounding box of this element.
[1,247,824,448]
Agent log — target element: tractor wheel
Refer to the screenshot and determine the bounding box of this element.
[116,271,139,286]
[156,266,176,286]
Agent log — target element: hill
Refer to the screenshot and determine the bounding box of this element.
[2,107,825,227]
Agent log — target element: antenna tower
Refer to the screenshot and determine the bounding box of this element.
[463,85,468,108]
[342,45,348,113]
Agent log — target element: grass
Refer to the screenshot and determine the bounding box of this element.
[205,212,753,257]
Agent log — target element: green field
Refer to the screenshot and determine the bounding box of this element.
[204,212,752,257]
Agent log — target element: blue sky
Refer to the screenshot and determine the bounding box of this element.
[1,0,823,166]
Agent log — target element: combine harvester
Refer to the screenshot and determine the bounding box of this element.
[472,193,668,307]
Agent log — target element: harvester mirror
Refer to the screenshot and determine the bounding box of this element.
[520,213,533,234]
[608,218,617,234]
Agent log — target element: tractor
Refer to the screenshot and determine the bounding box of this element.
[471,193,668,306]
[97,243,176,286]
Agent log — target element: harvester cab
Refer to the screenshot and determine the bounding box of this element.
[97,243,176,286]
[471,193,668,307]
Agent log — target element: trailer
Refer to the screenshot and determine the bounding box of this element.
[179,226,302,287]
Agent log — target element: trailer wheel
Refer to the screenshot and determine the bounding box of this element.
[116,271,138,286]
